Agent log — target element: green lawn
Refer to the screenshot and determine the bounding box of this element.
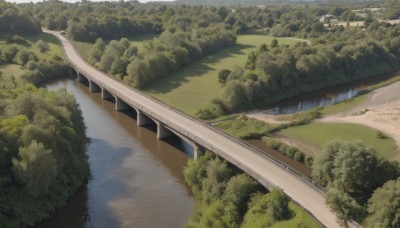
[321,95,368,116]
[129,33,158,52]
[144,32,299,116]
[0,64,26,77]
[280,122,399,160]
[24,33,64,60]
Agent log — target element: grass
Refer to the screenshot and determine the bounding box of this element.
[0,64,26,77]
[242,201,320,228]
[144,32,300,116]
[321,95,368,116]
[0,33,66,79]
[0,33,65,61]
[269,202,320,228]
[279,122,399,160]
[129,33,158,52]
[322,74,400,116]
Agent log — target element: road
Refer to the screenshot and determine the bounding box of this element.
[46,30,341,228]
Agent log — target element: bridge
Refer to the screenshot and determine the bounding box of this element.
[47,30,341,227]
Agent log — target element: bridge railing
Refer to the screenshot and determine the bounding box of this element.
[54,31,326,196]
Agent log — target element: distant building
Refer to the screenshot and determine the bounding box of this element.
[320,14,334,23]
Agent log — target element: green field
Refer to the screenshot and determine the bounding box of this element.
[280,122,399,160]
[0,33,64,61]
[321,95,368,116]
[0,64,25,77]
[144,32,299,116]
[0,33,65,78]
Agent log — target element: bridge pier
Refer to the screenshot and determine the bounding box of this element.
[89,80,101,92]
[101,88,113,99]
[157,123,173,139]
[193,145,204,160]
[137,110,153,126]
[77,72,87,82]
[115,97,130,111]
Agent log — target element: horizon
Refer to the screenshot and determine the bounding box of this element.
[6,0,175,3]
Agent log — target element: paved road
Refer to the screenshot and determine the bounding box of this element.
[46,30,340,228]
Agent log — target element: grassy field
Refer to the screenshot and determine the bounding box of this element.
[0,33,64,62]
[0,64,25,77]
[321,95,368,116]
[280,122,399,160]
[144,32,300,116]
[24,33,65,60]
[0,33,65,78]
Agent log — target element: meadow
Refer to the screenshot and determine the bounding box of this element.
[279,122,399,160]
[144,32,299,115]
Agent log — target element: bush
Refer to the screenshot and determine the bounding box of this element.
[35,40,50,53]
[285,147,297,158]
[376,131,388,139]
[294,151,305,162]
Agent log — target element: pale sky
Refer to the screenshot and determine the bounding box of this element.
[7,0,175,3]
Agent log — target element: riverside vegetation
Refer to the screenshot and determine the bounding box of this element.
[0,3,89,227]
[7,0,400,227]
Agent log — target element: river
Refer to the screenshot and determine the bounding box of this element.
[262,71,398,114]
[36,77,194,228]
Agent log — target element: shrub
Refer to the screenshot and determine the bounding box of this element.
[294,151,305,162]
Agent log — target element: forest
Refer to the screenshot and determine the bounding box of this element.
[0,2,89,227]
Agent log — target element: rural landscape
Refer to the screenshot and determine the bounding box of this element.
[1,0,400,227]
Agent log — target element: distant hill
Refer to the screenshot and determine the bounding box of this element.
[175,0,381,6]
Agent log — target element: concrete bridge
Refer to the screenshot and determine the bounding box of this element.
[47,30,341,228]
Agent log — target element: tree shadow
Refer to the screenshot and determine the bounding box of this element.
[144,43,255,94]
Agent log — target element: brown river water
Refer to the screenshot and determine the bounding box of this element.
[36,77,194,228]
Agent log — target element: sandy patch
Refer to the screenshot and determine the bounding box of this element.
[321,81,400,148]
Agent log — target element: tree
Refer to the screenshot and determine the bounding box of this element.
[12,141,57,196]
[35,40,49,53]
[367,178,400,228]
[218,69,231,85]
[224,174,257,216]
[271,39,279,48]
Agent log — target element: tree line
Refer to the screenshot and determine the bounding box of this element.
[88,26,236,88]
[312,141,400,227]
[0,4,88,226]
[198,20,400,119]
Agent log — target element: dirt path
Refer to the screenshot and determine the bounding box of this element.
[320,81,400,148]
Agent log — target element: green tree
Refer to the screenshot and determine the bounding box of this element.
[218,69,231,85]
[12,141,57,196]
[367,178,400,228]
[271,39,279,48]
[35,40,49,53]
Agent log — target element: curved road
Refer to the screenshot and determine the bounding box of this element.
[46,30,340,227]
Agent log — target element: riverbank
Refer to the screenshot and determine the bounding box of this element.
[321,80,400,153]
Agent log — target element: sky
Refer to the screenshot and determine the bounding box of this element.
[7,0,175,3]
